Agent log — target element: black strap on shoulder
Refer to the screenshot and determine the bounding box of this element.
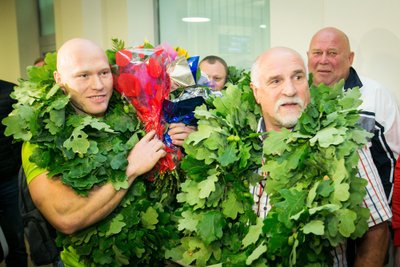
[18,167,61,266]
[0,223,9,262]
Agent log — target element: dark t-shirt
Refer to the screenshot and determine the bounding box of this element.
[0,80,22,179]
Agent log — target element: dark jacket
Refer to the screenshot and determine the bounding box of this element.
[0,80,22,179]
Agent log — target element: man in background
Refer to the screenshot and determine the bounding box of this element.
[199,55,228,91]
[0,79,28,267]
[34,57,45,67]
[307,27,400,202]
[307,27,400,266]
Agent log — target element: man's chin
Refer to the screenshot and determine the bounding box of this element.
[90,109,107,117]
[277,114,300,129]
[79,107,107,117]
[281,120,298,129]
[314,75,334,87]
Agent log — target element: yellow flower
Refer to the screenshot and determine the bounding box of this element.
[175,47,189,58]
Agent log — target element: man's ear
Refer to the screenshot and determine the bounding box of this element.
[348,51,355,65]
[53,70,61,84]
[53,71,66,93]
[250,82,260,104]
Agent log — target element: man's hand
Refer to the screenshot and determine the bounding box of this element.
[125,130,166,180]
[168,123,197,146]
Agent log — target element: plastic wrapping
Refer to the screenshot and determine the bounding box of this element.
[113,44,178,175]
[168,55,196,89]
[163,96,205,147]
[113,44,212,178]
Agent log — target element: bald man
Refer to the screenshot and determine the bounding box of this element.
[308,28,400,266]
[20,39,168,265]
[308,27,400,202]
[251,47,391,266]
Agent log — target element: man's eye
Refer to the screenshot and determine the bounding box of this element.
[328,51,337,56]
[101,70,111,76]
[313,51,322,56]
[79,74,88,78]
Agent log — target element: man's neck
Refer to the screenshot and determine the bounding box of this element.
[258,117,293,134]
[70,103,105,118]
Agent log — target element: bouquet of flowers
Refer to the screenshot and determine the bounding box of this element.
[113,42,178,177]
[111,40,211,186]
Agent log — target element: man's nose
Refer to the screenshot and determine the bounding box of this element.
[209,79,217,89]
[282,80,296,96]
[91,75,104,90]
[320,52,329,63]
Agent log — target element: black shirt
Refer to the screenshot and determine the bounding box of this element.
[0,80,22,179]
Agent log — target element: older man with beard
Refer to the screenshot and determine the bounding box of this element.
[250,47,391,266]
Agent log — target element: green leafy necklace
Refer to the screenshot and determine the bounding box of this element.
[259,80,371,266]
[3,52,180,266]
[4,52,141,194]
[167,73,371,266]
[166,71,266,266]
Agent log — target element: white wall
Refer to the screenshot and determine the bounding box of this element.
[54,0,156,51]
[270,0,400,105]
[0,0,21,84]
[16,0,41,79]
[3,0,400,104]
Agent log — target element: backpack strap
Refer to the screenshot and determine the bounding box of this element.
[0,224,9,262]
[18,167,62,266]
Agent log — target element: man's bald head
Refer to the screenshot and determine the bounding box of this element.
[251,47,306,88]
[309,27,352,52]
[56,38,108,76]
[54,38,113,117]
[307,27,354,86]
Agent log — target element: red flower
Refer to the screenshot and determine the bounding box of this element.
[147,57,162,78]
[117,73,140,97]
[116,50,132,67]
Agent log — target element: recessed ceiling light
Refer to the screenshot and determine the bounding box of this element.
[259,24,267,29]
[182,17,210,23]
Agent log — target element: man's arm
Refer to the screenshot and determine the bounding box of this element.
[354,221,390,267]
[28,130,166,235]
[353,146,392,266]
[29,173,131,235]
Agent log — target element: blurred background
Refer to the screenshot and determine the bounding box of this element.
[1,1,400,266]
[1,0,400,103]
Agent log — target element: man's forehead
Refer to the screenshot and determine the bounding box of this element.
[202,61,225,69]
[201,62,226,73]
[262,62,305,77]
[311,34,344,49]
[60,54,108,72]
